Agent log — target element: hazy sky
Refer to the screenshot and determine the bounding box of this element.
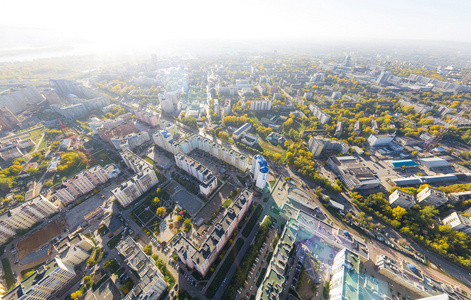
[1,0,471,47]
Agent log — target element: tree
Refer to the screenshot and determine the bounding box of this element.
[103,259,116,269]
[0,177,14,191]
[143,244,153,255]
[156,188,161,195]
[153,197,160,206]
[44,180,53,188]
[392,206,407,220]
[71,290,82,300]
[176,215,182,222]
[156,207,166,217]
[83,276,93,288]
[184,219,192,232]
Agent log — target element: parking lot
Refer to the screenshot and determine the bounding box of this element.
[235,222,279,299]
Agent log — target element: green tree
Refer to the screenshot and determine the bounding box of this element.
[392,206,407,220]
[156,207,166,217]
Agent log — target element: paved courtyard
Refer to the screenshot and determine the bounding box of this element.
[173,189,204,216]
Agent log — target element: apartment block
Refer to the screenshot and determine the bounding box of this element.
[173,190,253,276]
[416,187,448,207]
[110,131,150,151]
[329,249,361,300]
[97,119,137,144]
[134,109,159,127]
[308,136,349,157]
[55,166,109,205]
[0,85,43,115]
[152,132,249,170]
[0,195,58,244]
[112,151,158,207]
[174,153,217,196]
[376,254,436,298]
[4,258,76,300]
[0,107,19,131]
[250,100,272,111]
[389,189,416,209]
[116,236,168,300]
[251,155,268,189]
[442,212,471,235]
[53,233,94,267]
[308,104,330,124]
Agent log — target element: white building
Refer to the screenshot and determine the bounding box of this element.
[416,187,448,207]
[389,189,416,209]
[367,134,395,147]
[152,133,249,170]
[419,157,451,169]
[250,100,272,111]
[174,153,218,196]
[251,155,268,189]
[310,73,325,83]
[4,258,76,300]
[134,109,159,127]
[233,123,252,140]
[117,236,168,300]
[110,131,150,151]
[0,195,58,244]
[329,249,361,300]
[308,105,330,124]
[173,190,253,276]
[442,212,471,235]
[328,156,380,190]
[113,151,158,207]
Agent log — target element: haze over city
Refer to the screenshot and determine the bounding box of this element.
[0,1,471,300]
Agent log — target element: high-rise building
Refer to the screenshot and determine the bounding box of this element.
[376,71,391,84]
[116,236,168,300]
[0,195,58,244]
[112,151,158,207]
[152,133,249,171]
[251,155,268,190]
[174,153,217,196]
[250,100,272,111]
[4,257,76,300]
[329,249,361,300]
[134,109,159,127]
[0,85,43,114]
[0,107,19,131]
[173,190,253,276]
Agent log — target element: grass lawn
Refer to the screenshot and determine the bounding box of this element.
[53,161,88,185]
[269,180,276,188]
[2,258,15,290]
[256,267,267,287]
[205,238,244,299]
[144,157,154,165]
[242,204,263,238]
[259,139,284,154]
[38,138,48,151]
[98,225,110,237]
[107,235,122,249]
[222,199,233,208]
[138,210,155,223]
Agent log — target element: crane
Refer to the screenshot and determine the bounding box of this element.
[422,109,467,151]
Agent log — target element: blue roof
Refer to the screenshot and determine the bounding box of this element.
[160,130,171,138]
[388,160,418,168]
[254,155,268,173]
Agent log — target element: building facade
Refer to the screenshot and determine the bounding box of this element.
[416,187,448,207]
[173,190,253,276]
[251,155,268,189]
[0,195,58,244]
[389,189,416,209]
[54,166,109,205]
[174,153,217,196]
